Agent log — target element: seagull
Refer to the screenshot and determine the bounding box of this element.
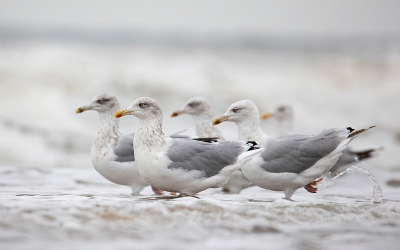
[171,97,225,140]
[114,97,262,197]
[76,93,163,195]
[261,105,293,136]
[171,97,254,194]
[213,100,374,200]
[260,104,378,173]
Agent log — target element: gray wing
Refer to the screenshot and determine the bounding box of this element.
[113,133,135,163]
[260,128,344,174]
[166,139,246,178]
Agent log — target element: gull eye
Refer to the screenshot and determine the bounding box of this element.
[97,99,104,104]
[188,102,198,108]
[139,102,147,108]
[232,108,239,113]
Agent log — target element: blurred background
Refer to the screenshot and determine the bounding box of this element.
[1,2,400,249]
[0,0,399,170]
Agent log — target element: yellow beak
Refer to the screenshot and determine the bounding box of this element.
[212,116,230,126]
[260,112,273,120]
[171,110,185,117]
[114,109,132,118]
[76,105,91,113]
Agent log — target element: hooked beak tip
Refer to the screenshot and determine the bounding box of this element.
[171,110,184,117]
[213,116,228,126]
[212,119,220,126]
[114,109,130,118]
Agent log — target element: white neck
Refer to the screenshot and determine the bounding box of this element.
[92,110,121,160]
[275,117,293,136]
[236,118,266,142]
[192,113,225,140]
[135,116,168,152]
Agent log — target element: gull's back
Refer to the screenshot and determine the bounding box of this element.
[259,127,346,174]
[166,138,247,178]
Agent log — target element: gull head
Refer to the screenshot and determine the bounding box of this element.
[274,105,293,122]
[213,100,259,126]
[76,93,120,114]
[171,97,212,117]
[261,104,293,121]
[115,97,163,120]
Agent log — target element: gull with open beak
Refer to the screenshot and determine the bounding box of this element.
[76,93,163,196]
[213,100,375,200]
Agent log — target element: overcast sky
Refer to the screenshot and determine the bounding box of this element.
[1,0,399,37]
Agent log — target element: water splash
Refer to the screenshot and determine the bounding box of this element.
[317,165,383,203]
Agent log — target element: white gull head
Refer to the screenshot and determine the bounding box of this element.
[213,100,266,142]
[171,97,225,140]
[260,104,294,136]
[274,105,293,122]
[115,97,167,150]
[172,97,213,117]
[122,97,163,121]
[76,93,120,114]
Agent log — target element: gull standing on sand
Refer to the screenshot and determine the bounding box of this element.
[260,105,378,174]
[115,97,262,197]
[171,97,254,194]
[213,100,374,200]
[76,93,162,195]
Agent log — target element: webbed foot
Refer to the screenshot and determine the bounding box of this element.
[304,184,317,193]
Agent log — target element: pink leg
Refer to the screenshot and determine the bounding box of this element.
[304,184,317,193]
[151,186,164,195]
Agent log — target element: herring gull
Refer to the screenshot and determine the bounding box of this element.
[76,93,163,195]
[114,97,262,197]
[171,97,254,194]
[261,105,293,136]
[171,97,225,140]
[213,100,374,200]
[260,104,378,174]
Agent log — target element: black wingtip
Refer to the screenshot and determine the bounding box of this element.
[193,137,220,143]
[246,141,260,150]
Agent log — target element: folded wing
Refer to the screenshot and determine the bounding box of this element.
[166,139,247,178]
[260,128,345,174]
